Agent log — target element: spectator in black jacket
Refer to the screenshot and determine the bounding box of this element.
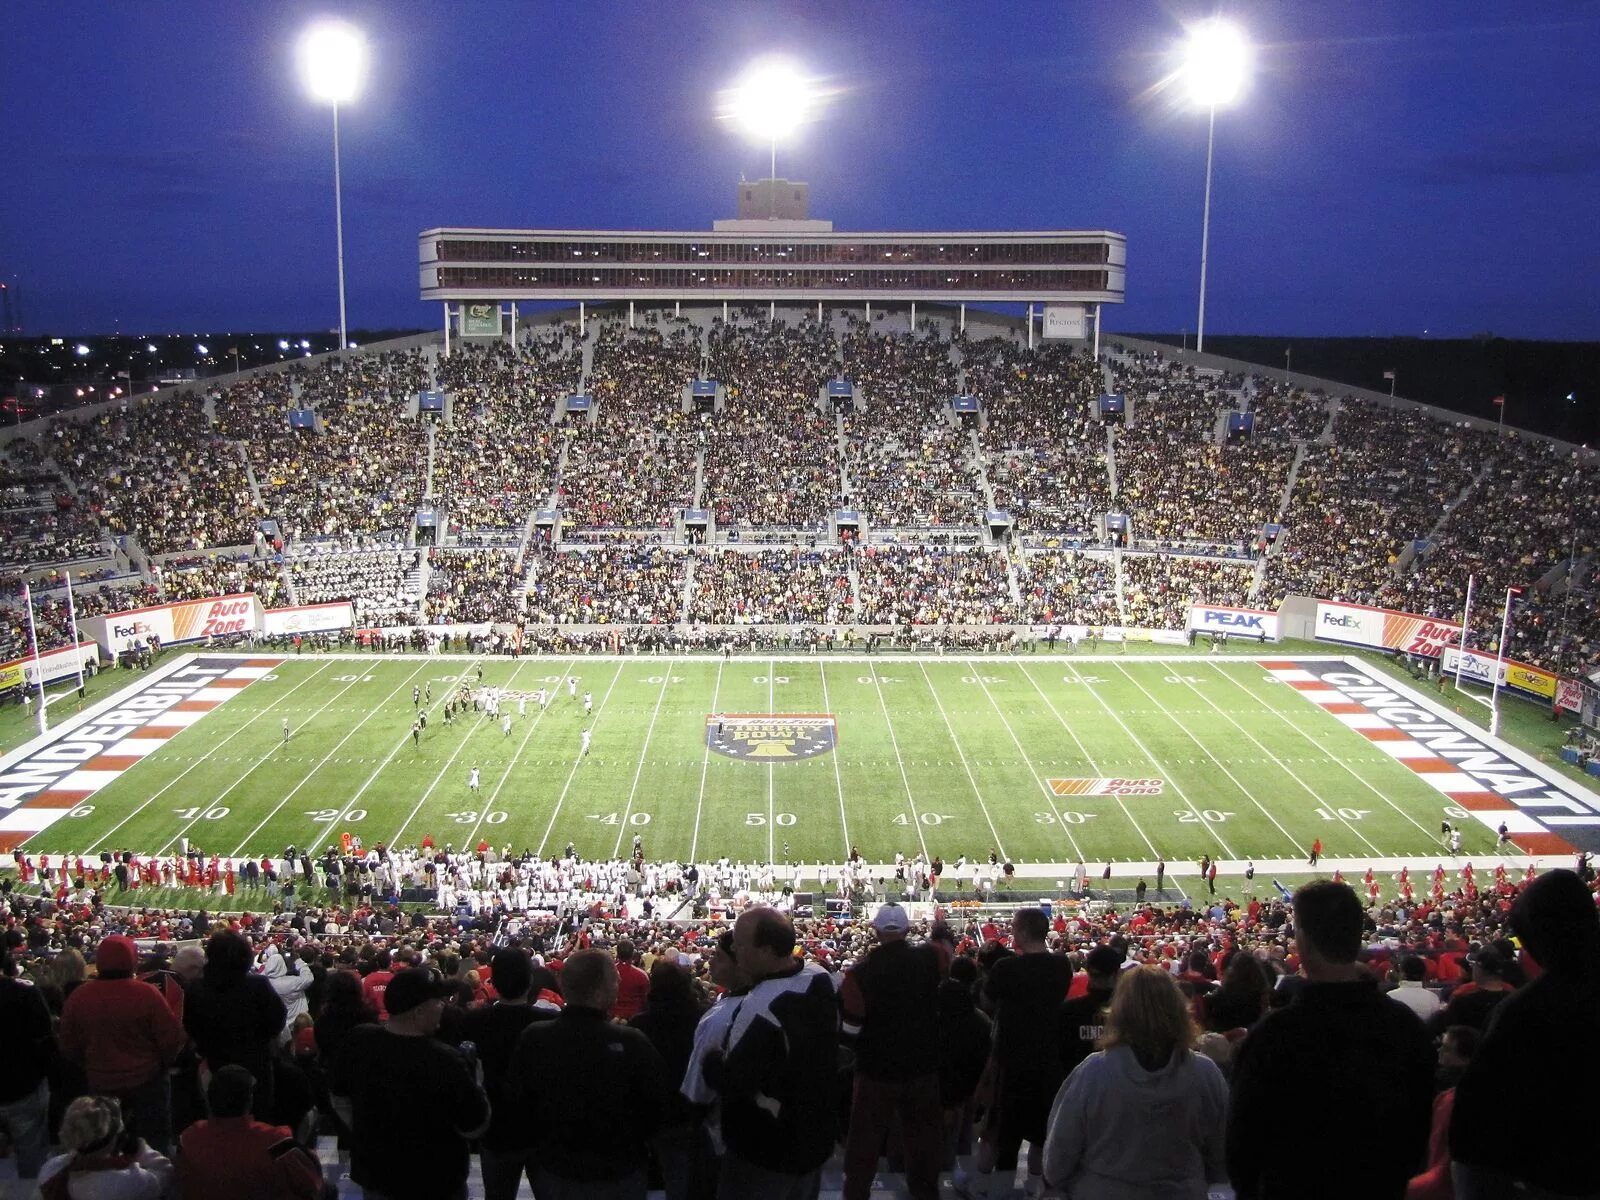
[456,949,556,1200]
[936,955,991,1171]
[0,945,56,1182]
[183,930,287,1116]
[839,903,950,1200]
[629,959,708,1200]
[509,948,668,1200]
[1450,869,1600,1197]
[1426,946,1514,1036]
[1057,945,1121,1078]
[1227,881,1435,1200]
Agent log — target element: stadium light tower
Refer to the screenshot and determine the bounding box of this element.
[1180,19,1250,354]
[728,58,813,217]
[297,19,367,351]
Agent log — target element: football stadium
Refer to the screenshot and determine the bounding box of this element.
[3,8,1598,1200]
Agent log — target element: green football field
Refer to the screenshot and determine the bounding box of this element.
[10,653,1526,870]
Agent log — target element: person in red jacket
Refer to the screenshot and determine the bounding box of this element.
[58,935,187,1154]
[176,1064,326,1200]
[611,939,651,1020]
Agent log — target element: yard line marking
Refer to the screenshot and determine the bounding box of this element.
[1183,664,1384,855]
[1048,660,1236,858]
[466,658,570,852]
[1012,663,1166,866]
[963,658,1085,861]
[689,659,724,864]
[914,661,1006,858]
[817,661,852,860]
[612,663,677,858]
[867,666,929,860]
[391,657,577,846]
[536,660,626,857]
[219,661,436,856]
[89,661,337,852]
[1215,661,1446,844]
[1109,663,1295,857]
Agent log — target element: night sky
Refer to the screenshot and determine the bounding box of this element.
[7,3,1600,339]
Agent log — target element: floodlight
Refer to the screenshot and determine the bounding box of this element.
[298,20,366,106]
[74,344,91,357]
[196,344,208,355]
[1183,19,1250,109]
[730,59,811,142]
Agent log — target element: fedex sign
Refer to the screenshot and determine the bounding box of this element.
[1187,605,1280,640]
[1315,601,1460,659]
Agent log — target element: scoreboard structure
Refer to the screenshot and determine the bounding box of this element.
[420,204,1124,348]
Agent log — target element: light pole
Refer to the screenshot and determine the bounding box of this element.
[726,59,813,220]
[1180,20,1250,354]
[298,20,367,352]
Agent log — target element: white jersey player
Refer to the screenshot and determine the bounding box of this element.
[468,766,481,792]
[583,691,593,715]
[580,728,591,757]
[568,677,578,699]
[502,714,513,738]
[518,695,527,717]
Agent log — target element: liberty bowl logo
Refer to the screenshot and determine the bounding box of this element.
[707,714,838,761]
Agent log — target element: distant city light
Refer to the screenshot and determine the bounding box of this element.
[147,343,158,352]
[1182,19,1251,109]
[196,343,208,354]
[278,339,290,350]
[297,20,366,105]
[74,343,91,357]
[300,339,311,349]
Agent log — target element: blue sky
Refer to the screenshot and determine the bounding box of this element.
[6,2,1599,338]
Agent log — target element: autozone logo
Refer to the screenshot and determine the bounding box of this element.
[1048,778,1164,796]
[1203,611,1263,630]
[1398,619,1460,656]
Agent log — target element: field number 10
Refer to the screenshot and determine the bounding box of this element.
[1315,806,1370,821]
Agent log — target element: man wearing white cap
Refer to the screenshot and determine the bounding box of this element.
[839,903,951,1200]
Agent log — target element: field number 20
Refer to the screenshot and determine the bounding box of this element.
[1176,809,1233,823]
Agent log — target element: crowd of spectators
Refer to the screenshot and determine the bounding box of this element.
[1014,550,1117,624]
[433,332,578,534]
[525,547,687,625]
[856,545,1014,624]
[1245,380,1332,443]
[0,440,106,569]
[154,554,285,608]
[288,548,418,624]
[425,549,525,624]
[2,848,1594,1200]
[687,549,853,624]
[1122,555,1258,630]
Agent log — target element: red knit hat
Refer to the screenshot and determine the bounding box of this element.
[96,935,137,974]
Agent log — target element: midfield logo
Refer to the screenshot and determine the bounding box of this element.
[707,714,838,761]
[1048,778,1165,796]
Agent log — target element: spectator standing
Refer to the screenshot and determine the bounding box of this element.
[1203,953,1272,1034]
[509,948,668,1200]
[1427,947,1513,1036]
[936,956,992,1172]
[1389,956,1442,1023]
[258,943,313,1042]
[329,966,489,1200]
[456,949,556,1200]
[969,906,1073,1197]
[1227,881,1435,1199]
[680,931,748,1197]
[1042,965,1228,1197]
[183,930,288,1116]
[175,1064,327,1200]
[839,902,948,1200]
[612,938,652,1021]
[704,906,840,1200]
[38,1094,173,1200]
[1057,945,1122,1077]
[1450,869,1600,1197]
[360,947,394,1019]
[58,934,187,1154]
[629,959,711,1200]
[0,945,56,1185]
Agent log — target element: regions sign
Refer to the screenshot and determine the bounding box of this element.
[1314,601,1460,658]
[707,713,837,761]
[1048,778,1164,796]
[1187,605,1281,640]
[261,602,355,637]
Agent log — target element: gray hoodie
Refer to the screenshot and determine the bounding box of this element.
[258,945,312,1040]
[1042,1043,1227,1200]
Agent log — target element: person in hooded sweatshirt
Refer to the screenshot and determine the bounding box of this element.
[257,943,312,1045]
[184,930,287,1114]
[1042,965,1227,1199]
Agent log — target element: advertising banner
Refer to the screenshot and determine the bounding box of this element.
[1187,605,1281,640]
[1441,647,1559,701]
[0,642,99,691]
[1042,304,1087,339]
[1555,677,1584,714]
[80,594,262,654]
[462,302,502,337]
[261,602,355,636]
[1314,601,1460,658]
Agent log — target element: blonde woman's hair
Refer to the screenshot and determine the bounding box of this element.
[59,1095,123,1154]
[1097,965,1198,1070]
